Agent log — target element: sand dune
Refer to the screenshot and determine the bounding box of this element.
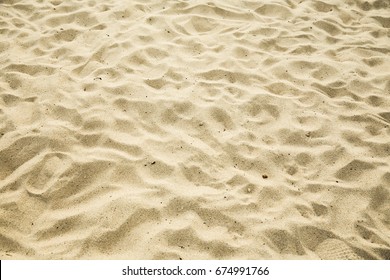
[0,0,389,259]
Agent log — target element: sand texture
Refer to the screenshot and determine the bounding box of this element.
[0,0,389,260]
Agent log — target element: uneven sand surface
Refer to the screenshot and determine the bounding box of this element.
[0,0,389,259]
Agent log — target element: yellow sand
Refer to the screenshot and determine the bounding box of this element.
[0,0,389,260]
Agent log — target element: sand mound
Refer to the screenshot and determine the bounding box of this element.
[0,0,389,259]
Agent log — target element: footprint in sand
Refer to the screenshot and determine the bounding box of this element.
[315,239,362,260]
[25,153,72,196]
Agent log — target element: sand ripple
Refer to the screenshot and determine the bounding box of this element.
[0,0,389,259]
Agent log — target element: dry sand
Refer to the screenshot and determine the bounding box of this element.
[0,0,389,260]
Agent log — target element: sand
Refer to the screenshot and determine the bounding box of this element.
[0,0,389,260]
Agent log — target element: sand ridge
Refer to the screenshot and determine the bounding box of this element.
[0,0,389,259]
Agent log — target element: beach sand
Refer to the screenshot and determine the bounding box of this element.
[0,0,389,260]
